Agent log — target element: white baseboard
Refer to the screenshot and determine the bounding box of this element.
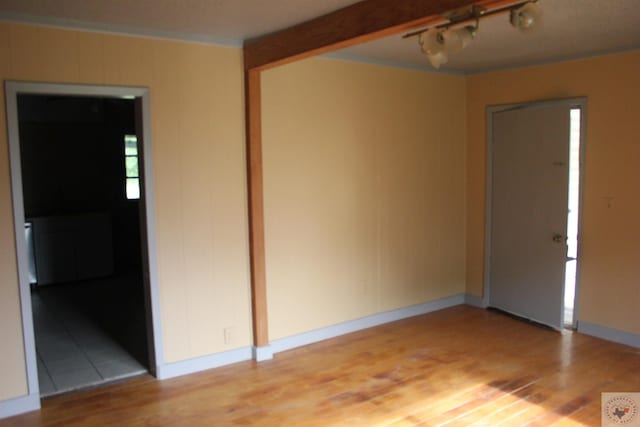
[270,294,465,355]
[156,346,253,380]
[0,393,39,420]
[147,294,475,382]
[577,321,640,348]
[252,345,273,362]
[464,294,486,308]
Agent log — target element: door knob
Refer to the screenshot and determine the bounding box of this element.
[552,234,565,243]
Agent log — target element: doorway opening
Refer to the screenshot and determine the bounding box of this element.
[563,107,582,329]
[6,82,162,401]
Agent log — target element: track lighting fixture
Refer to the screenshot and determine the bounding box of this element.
[405,0,541,69]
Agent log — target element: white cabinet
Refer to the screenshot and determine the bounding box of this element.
[30,213,114,285]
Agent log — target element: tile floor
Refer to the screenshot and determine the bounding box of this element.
[32,276,148,397]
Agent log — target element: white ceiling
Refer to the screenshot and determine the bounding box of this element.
[0,0,639,74]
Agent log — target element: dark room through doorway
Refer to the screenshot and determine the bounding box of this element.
[18,94,151,396]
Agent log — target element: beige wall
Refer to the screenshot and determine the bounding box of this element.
[0,22,252,401]
[466,51,640,335]
[262,58,467,340]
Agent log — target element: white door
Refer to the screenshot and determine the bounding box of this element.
[488,102,571,330]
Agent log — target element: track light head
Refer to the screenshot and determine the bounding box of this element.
[419,30,448,68]
[510,2,542,31]
[418,22,478,69]
[444,24,478,53]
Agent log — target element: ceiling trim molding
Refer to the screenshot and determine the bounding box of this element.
[466,46,640,75]
[0,12,243,48]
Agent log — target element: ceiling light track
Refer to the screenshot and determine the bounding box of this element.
[404,0,542,69]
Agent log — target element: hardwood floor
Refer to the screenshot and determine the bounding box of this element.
[2,305,638,426]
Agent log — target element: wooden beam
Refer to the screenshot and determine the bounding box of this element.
[243,0,523,351]
[244,69,269,347]
[245,0,485,71]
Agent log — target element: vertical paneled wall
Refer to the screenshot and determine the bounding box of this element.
[262,58,467,340]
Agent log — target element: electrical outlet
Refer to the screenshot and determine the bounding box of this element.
[223,327,233,344]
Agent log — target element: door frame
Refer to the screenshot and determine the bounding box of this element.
[483,97,588,328]
[5,81,165,402]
